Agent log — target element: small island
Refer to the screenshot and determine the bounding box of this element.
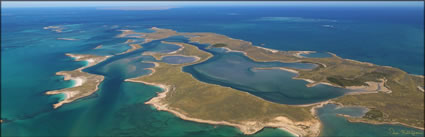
[45,54,110,109]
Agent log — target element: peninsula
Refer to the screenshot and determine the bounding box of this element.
[120,27,424,135]
[45,54,110,109]
[45,37,145,109]
[126,41,321,136]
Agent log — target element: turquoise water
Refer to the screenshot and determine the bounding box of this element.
[1,30,295,136]
[2,5,423,136]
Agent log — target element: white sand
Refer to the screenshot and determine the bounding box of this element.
[254,46,278,53]
[417,86,424,92]
[72,77,84,87]
[222,47,248,56]
[85,59,95,64]
[125,79,313,137]
[45,54,111,109]
[123,63,320,137]
[346,79,391,94]
[294,51,315,58]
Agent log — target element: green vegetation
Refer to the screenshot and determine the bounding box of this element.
[184,30,424,129]
[123,28,425,129]
[45,54,109,109]
[325,71,391,87]
[364,109,384,120]
[326,76,368,87]
[333,76,424,128]
[129,42,317,133]
[211,43,227,47]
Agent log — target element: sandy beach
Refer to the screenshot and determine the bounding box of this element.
[72,77,85,87]
[294,51,315,58]
[346,79,391,94]
[124,62,322,137]
[222,47,248,56]
[253,46,278,53]
[125,77,313,137]
[418,86,424,92]
[161,41,184,54]
[45,54,110,109]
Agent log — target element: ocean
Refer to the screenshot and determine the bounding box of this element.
[1,5,423,136]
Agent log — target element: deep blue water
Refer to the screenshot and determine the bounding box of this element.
[3,6,423,74]
[2,5,424,136]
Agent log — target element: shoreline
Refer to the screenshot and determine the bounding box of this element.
[119,28,424,134]
[253,66,337,88]
[342,115,425,131]
[118,39,323,137]
[161,41,185,54]
[45,54,110,109]
[124,57,321,137]
[417,86,424,92]
[156,54,201,63]
[222,47,248,56]
[266,66,392,94]
[126,52,309,136]
[253,66,394,109]
[253,46,278,53]
[125,78,307,137]
[117,42,143,55]
[293,51,315,58]
[312,102,425,134]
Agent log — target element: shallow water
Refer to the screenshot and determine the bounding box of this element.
[161,55,198,64]
[318,104,425,137]
[2,6,423,136]
[1,37,296,137]
[184,51,349,105]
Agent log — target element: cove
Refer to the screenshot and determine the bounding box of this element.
[317,104,425,137]
[1,37,295,137]
[184,49,351,105]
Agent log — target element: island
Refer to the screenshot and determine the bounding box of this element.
[46,27,424,137]
[45,54,110,109]
[121,27,424,136]
[125,41,321,136]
